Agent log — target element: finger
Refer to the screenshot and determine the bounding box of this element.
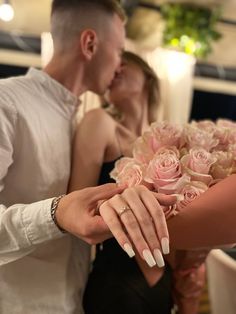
[107,194,157,268]
[121,188,165,267]
[88,183,126,203]
[152,192,178,206]
[139,188,170,256]
[99,201,136,259]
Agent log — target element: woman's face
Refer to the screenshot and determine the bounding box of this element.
[108,59,147,107]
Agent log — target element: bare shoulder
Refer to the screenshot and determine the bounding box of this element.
[79,108,116,132]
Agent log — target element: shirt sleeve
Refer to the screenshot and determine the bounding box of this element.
[0,95,64,266]
[0,199,64,266]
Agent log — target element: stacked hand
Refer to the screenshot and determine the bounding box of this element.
[56,184,177,267]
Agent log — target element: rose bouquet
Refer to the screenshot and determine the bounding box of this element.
[110,119,236,217]
[110,119,236,314]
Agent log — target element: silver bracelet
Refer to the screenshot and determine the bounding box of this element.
[50,194,66,233]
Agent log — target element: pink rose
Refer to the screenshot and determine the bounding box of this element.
[110,157,133,181]
[228,144,236,160]
[155,146,180,159]
[157,174,191,194]
[216,119,236,129]
[184,125,218,151]
[133,135,154,164]
[111,159,146,188]
[228,130,236,145]
[191,120,216,133]
[213,128,232,151]
[177,181,208,210]
[181,148,217,185]
[213,125,236,151]
[145,152,187,193]
[150,121,184,152]
[210,151,234,180]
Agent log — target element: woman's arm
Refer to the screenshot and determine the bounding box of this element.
[68,109,113,191]
[168,174,236,249]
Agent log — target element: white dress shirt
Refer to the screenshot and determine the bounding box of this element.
[0,68,90,314]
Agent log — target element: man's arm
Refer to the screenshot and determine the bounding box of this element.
[168,174,236,249]
[0,200,64,265]
[0,100,64,265]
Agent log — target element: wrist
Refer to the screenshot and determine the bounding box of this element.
[51,195,67,233]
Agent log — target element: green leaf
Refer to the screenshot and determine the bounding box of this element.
[160,3,222,59]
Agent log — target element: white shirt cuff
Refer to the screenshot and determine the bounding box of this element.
[21,198,65,245]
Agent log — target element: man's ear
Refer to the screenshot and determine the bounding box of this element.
[80,29,98,60]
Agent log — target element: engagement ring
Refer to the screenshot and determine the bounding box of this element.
[117,205,131,217]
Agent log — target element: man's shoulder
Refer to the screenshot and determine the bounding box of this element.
[0,73,27,87]
[0,72,39,109]
[0,69,43,92]
[0,74,29,97]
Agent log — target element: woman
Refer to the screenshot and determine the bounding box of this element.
[69,51,205,314]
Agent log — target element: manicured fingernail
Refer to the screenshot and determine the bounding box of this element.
[153,249,165,268]
[172,194,184,202]
[143,249,156,267]
[161,237,170,255]
[123,243,135,258]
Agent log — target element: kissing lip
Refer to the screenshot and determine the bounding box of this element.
[109,74,122,89]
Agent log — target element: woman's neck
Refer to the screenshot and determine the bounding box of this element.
[119,99,149,137]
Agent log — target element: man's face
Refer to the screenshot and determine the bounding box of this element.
[89,14,125,95]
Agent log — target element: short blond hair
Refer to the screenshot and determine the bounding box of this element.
[51,0,126,52]
[51,0,126,21]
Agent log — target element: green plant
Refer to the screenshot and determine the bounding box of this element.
[161,2,222,58]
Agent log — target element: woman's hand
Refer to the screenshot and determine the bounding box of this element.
[99,185,177,267]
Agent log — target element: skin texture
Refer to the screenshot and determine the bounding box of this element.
[167,174,236,249]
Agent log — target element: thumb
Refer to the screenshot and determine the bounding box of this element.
[90,183,126,203]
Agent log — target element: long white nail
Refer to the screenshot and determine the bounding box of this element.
[143,249,156,267]
[171,194,185,202]
[123,243,135,258]
[154,249,165,268]
[161,237,170,255]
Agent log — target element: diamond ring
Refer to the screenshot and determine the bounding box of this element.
[117,205,131,217]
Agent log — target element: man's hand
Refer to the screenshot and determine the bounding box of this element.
[55,183,124,244]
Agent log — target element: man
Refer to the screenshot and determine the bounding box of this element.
[0,1,175,313]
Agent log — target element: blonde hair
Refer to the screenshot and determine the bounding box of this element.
[122,51,160,123]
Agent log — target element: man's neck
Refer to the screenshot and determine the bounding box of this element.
[44,55,86,97]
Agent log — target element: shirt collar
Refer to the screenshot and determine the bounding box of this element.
[26,68,81,108]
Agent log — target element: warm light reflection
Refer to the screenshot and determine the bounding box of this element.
[144,47,196,124]
[0,3,14,22]
[164,49,196,84]
[41,32,54,67]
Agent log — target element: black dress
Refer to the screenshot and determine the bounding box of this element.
[83,160,173,314]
